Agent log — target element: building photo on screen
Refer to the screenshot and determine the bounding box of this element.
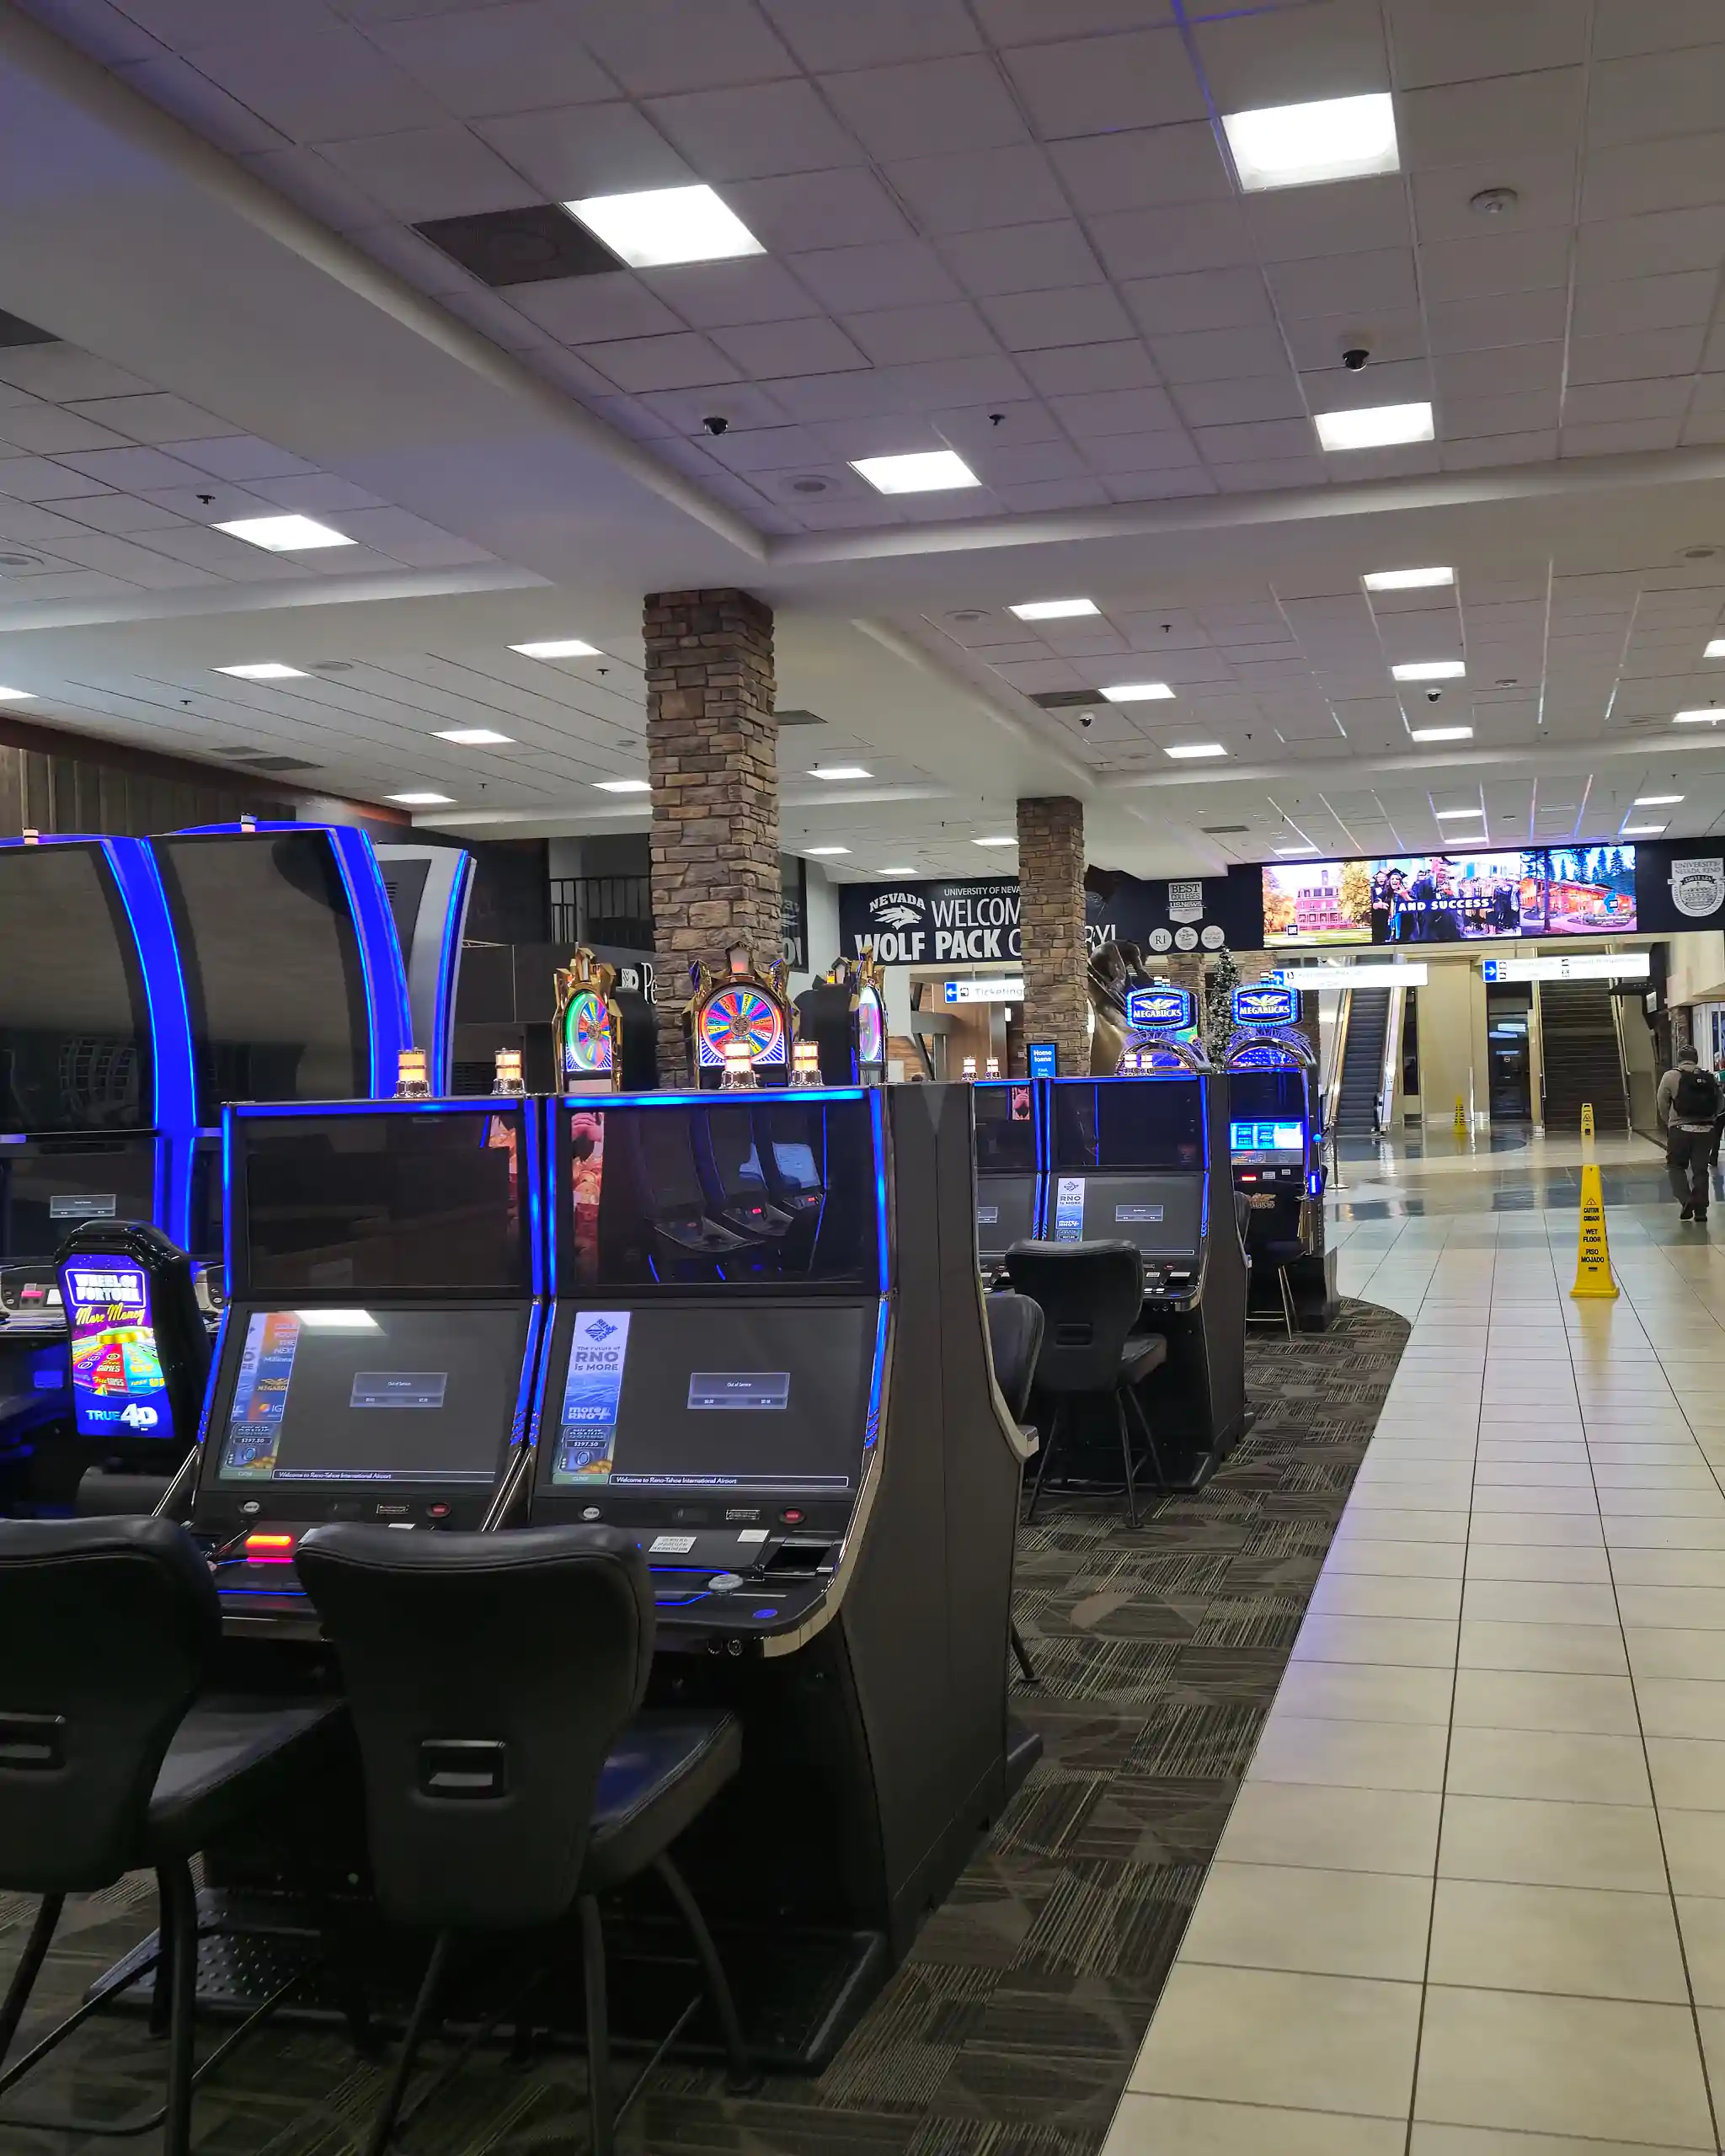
[1260,859,1371,947]
[1541,845,1637,934]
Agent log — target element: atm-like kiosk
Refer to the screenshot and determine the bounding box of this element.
[530,1080,1030,2061]
[972,1077,1043,1273]
[1047,1068,1247,1481]
[1225,981,1337,1330]
[794,956,889,1087]
[188,1099,543,1618]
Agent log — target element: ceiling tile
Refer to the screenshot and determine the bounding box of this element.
[0,349,152,400]
[575,330,743,391]
[879,354,1030,406]
[977,0,1175,40]
[1089,200,1254,279]
[1245,176,1413,264]
[822,55,1028,161]
[1561,416,1685,455]
[1046,121,1230,214]
[979,284,1136,352]
[725,167,912,254]
[643,79,864,183]
[1190,0,1388,104]
[150,435,317,483]
[1048,384,1180,437]
[1443,387,1563,435]
[766,370,922,421]
[169,19,446,141]
[1002,29,1205,137]
[0,405,129,454]
[1433,341,1565,396]
[1426,291,1569,352]
[1419,227,1573,302]
[639,258,820,328]
[1211,456,1329,492]
[1591,0,1724,59]
[564,0,798,96]
[1280,310,1429,371]
[320,123,538,219]
[790,239,961,312]
[1567,325,1707,382]
[1582,133,1725,223]
[712,317,870,377]
[1410,152,1579,243]
[760,0,979,68]
[1150,324,1290,384]
[1302,358,1433,411]
[1575,204,1725,280]
[1571,271,1718,338]
[636,382,792,432]
[1263,248,1419,321]
[1589,46,1725,147]
[1119,267,1274,339]
[1387,0,1589,86]
[53,444,220,489]
[1081,425,1200,471]
[473,101,692,198]
[939,220,1107,297]
[1401,67,1585,170]
[366,2,617,115]
[965,439,1092,486]
[1193,418,1316,464]
[1017,341,1160,395]
[995,476,1111,511]
[508,273,685,342]
[1172,375,1307,427]
[884,145,1069,236]
[838,302,998,365]
[699,419,828,472]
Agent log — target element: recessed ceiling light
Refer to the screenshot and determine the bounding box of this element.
[804,845,851,856]
[387,792,454,806]
[435,728,514,746]
[1411,725,1473,742]
[852,450,980,494]
[1165,743,1226,760]
[1674,710,1723,723]
[216,514,355,551]
[1706,639,1725,658]
[593,777,650,793]
[878,865,916,874]
[1223,92,1399,192]
[1101,681,1175,702]
[510,638,600,659]
[972,835,1017,846]
[1316,402,1434,452]
[563,184,762,269]
[1635,794,1684,805]
[1010,598,1099,620]
[1622,824,1667,835]
[1434,806,1485,819]
[214,662,307,680]
[0,686,35,702]
[1393,660,1466,681]
[1364,566,1454,590]
[1276,844,1319,855]
[810,765,871,781]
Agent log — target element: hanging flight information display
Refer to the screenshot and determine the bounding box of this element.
[1262,846,1637,948]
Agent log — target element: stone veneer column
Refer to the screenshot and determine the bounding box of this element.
[1016,794,1089,1076]
[644,589,779,1078]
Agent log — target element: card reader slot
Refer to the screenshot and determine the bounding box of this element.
[761,1539,835,1577]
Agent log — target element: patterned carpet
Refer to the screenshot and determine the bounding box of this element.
[0,1298,1406,2156]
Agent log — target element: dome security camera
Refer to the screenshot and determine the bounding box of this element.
[1342,346,1370,371]
[1080,710,1095,727]
[1426,688,1443,702]
[702,414,729,435]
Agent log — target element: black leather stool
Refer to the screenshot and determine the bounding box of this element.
[1246,1222,1305,1339]
[0,1517,344,2154]
[296,1523,752,2156]
[1001,1240,1169,1528]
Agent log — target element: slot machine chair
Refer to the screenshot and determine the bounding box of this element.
[1001,1241,1169,1528]
[0,1518,344,2154]
[295,1524,751,2156]
[1245,1225,1304,1340]
[985,1291,1044,1686]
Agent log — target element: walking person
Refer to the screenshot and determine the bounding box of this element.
[1658,1044,1722,1223]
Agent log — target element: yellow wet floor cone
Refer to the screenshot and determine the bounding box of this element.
[1571,1161,1619,1299]
[1453,1097,1467,1139]
[1581,1102,1594,1139]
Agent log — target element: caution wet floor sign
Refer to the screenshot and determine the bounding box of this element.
[1571,1162,1619,1300]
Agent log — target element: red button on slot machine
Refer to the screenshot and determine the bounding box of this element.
[779,1507,805,1526]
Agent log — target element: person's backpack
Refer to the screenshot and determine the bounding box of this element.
[1674,1065,1721,1123]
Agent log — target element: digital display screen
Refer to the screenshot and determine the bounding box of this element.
[1230,1120,1305,1156]
[217,1305,526,1486]
[975,1172,1037,1263]
[156,833,369,1125]
[61,1257,174,1443]
[1262,847,1637,947]
[1052,1174,1201,1257]
[1126,985,1194,1030]
[974,1082,1039,1175]
[238,1109,526,1295]
[0,844,153,1133]
[561,1098,879,1290]
[1052,1081,1204,1171]
[1233,984,1297,1027]
[0,1137,158,1263]
[561,989,613,1079]
[548,1302,873,1494]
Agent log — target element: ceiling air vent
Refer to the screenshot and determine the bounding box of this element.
[414,205,618,287]
[220,752,320,772]
[1031,690,1102,710]
[1202,825,1250,834]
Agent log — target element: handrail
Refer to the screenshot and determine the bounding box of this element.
[1321,986,1352,1139]
[1376,985,1405,1136]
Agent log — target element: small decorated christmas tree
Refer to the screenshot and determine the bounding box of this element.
[1203,944,1241,1055]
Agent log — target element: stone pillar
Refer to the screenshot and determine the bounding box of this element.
[1016,794,1089,1076]
[644,589,779,1079]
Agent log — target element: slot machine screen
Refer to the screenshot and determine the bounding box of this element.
[1228,1069,1308,1165]
[973,1083,1039,1175]
[0,844,152,1132]
[1052,1081,1204,1171]
[157,833,369,1125]
[61,1255,176,1443]
[547,1301,874,1497]
[216,1305,526,1487]
[1050,1173,1203,1257]
[0,1137,158,1262]
[237,1109,527,1294]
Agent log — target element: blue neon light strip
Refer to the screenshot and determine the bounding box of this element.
[869,1086,889,1294]
[541,1098,559,1289]
[865,1294,889,1449]
[101,838,199,1245]
[513,1300,544,1451]
[196,1305,229,1455]
[326,825,411,1097]
[526,1296,557,1449]
[524,1095,546,1299]
[430,851,473,1096]
[565,1088,868,1108]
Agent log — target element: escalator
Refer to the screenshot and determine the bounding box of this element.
[1540,982,1627,1134]
[1333,988,1390,1135]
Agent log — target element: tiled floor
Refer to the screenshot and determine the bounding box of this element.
[1104,1128,1725,2156]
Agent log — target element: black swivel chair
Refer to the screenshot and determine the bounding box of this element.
[985,1289,1044,1684]
[1001,1241,1168,1528]
[0,1517,344,2155]
[295,1524,752,2156]
[1239,1191,1302,1340]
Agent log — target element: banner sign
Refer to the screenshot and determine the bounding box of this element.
[1085,866,1264,954]
[839,878,1021,965]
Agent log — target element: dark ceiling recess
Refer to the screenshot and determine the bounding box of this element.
[0,308,56,348]
[1203,825,1250,834]
[773,708,825,727]
[414,205,619,287]
[221,752,321,772]
[1031,690,1103,711]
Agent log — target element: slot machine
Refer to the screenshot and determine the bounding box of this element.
[1225,981,1337,1330]
[683,949,793,1091]
[794,955,889,1086]
[553,947,622,1096]
[373,841,473,1098]
[970,1077,1043,1275]
[1045,1067,1247,1482]
[531,1080,1032,2063]
[1121,982,1210,1073]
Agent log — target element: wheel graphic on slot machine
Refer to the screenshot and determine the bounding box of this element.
[562,990,613,1075]
[700,985,784,1068]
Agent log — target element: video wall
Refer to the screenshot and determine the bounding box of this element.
[1263,846,1637,949]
